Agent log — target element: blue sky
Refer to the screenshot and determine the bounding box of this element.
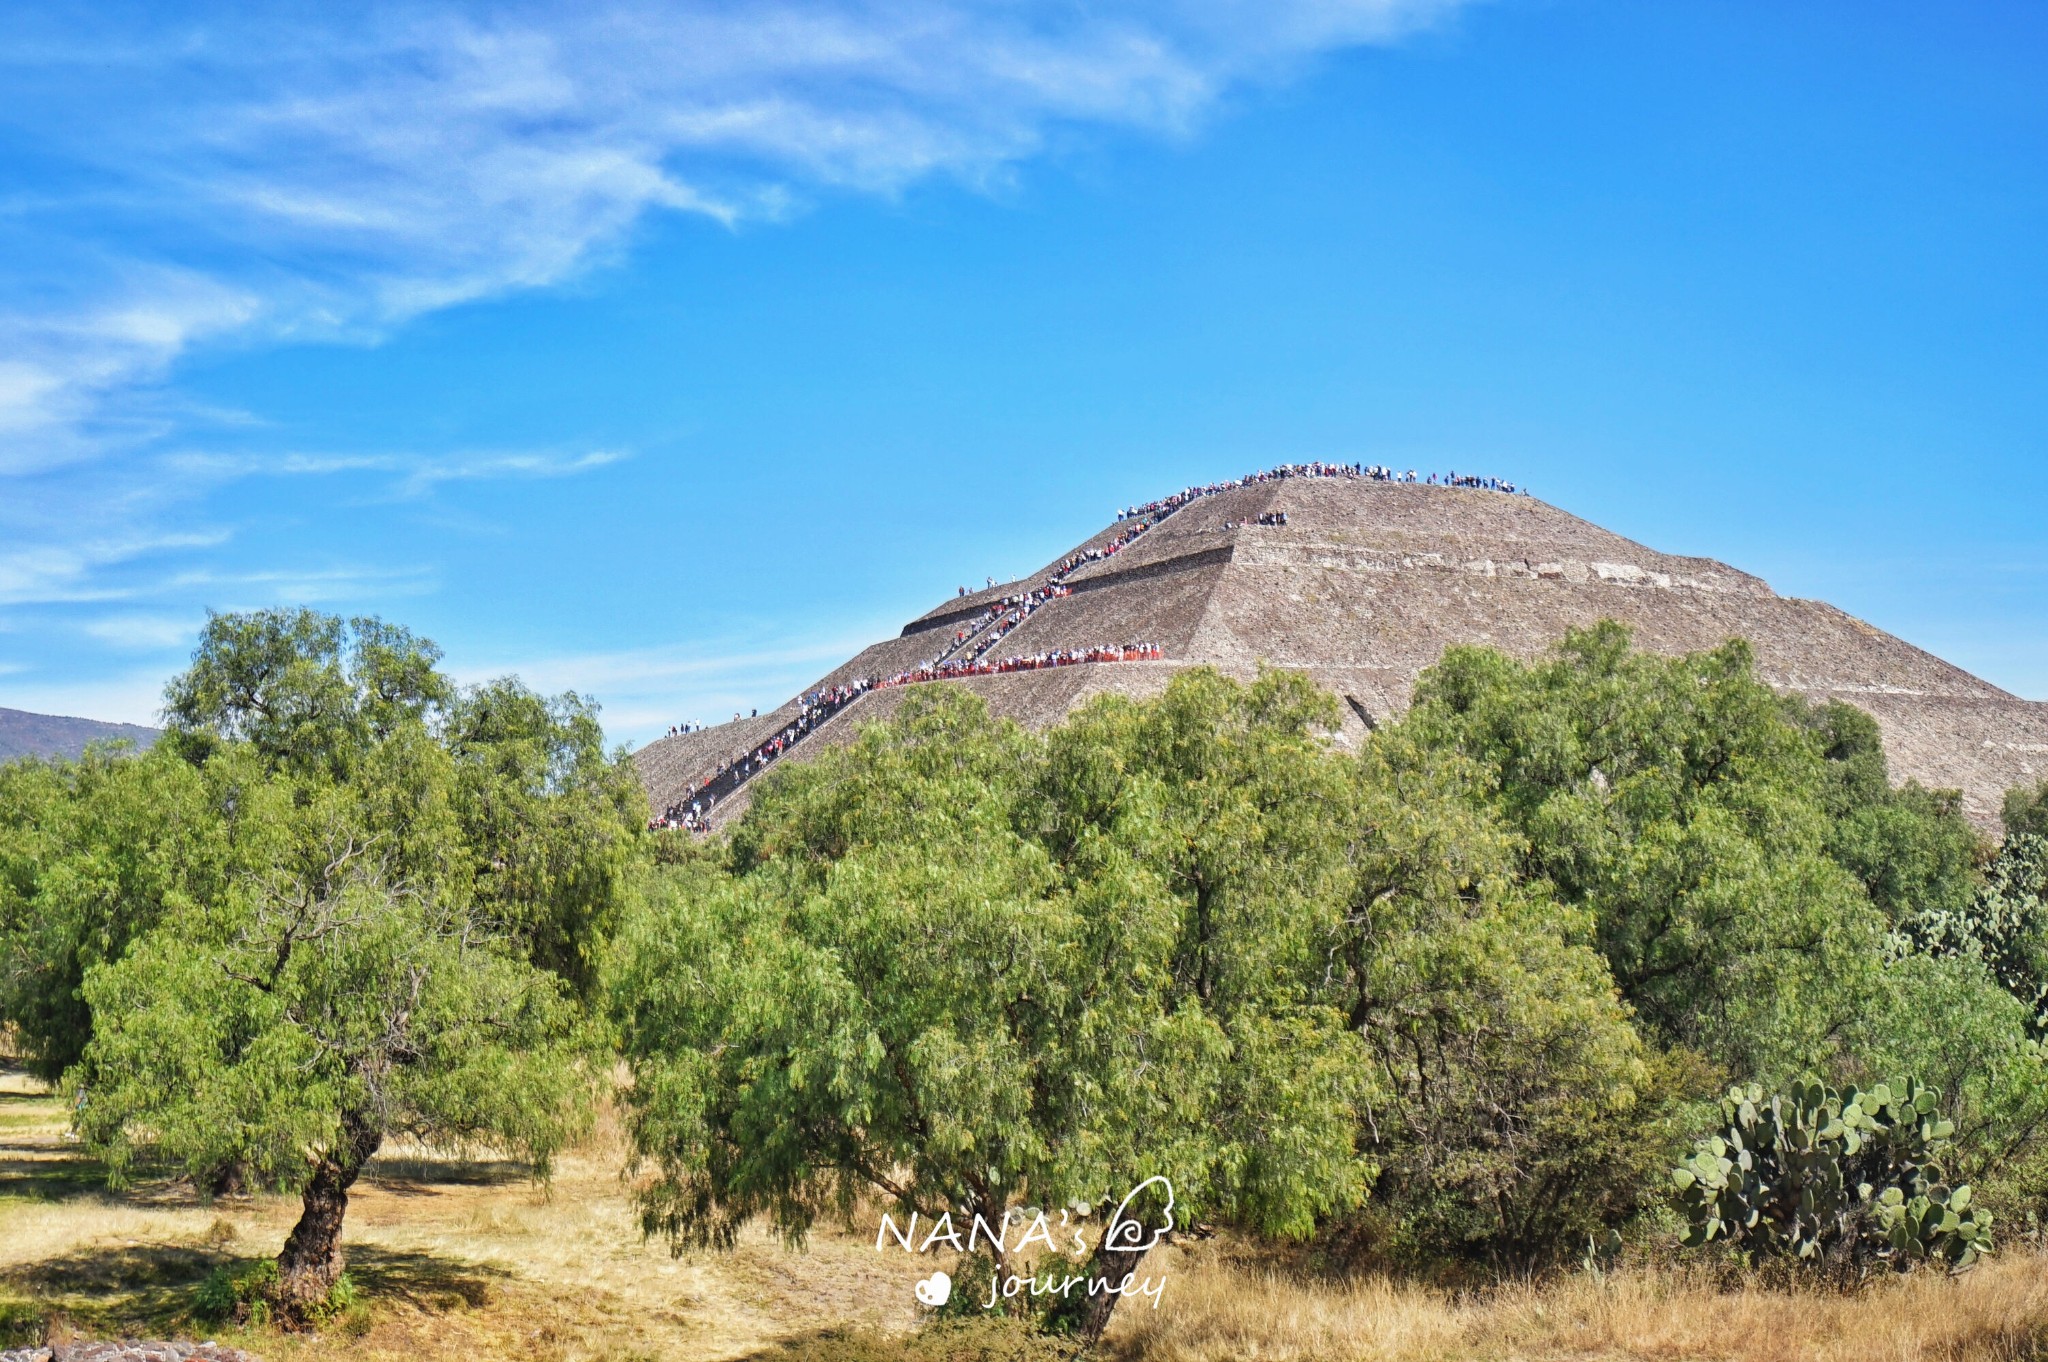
[1,0,2043,744]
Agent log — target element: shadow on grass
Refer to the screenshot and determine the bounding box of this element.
[0,1143,108,1202]
[365,1156,535,1194]
[0,1064,118,1206]
[1,1243,222,1338]
[1,1242,515,1342]
[0,1142,222,1211]
[2,1148,535,1210]
[345,1246,512,1313]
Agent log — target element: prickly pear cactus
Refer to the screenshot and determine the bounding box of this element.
[1672,1074,1991,1274]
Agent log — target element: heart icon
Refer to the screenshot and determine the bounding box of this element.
[915,1270,952,1307]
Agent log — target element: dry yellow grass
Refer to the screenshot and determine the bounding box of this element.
[10,1062,2048,1361]
[1108,1240,2048,1362]
[1,1065,937,1361]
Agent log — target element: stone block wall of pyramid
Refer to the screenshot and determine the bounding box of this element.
[635,474,2048,829]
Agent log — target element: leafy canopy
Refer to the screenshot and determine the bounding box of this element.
[1404,623,1896,1076]
[0,744,230,1079]
[613,674,1374,1260]
[75,806,590,1193]
[48,608,637,1312]
[1333,720,1689,1271]
[163,610,451,780]
[614,663,1709,1281]
[2006,781,2048,842]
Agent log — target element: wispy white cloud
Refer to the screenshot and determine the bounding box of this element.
[155,563,442,606]
[163,445,628,499]
[0,266,263,474]
[0,441,618,612]
[0,520,433,609]
[80,613,200,651]
[0,1,1470,716]
[0,0,1468,471]
[453,625,890,741]
[396,449,626,496]
[0,529,232,606]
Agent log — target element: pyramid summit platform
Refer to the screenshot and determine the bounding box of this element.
[636,468,2048,829]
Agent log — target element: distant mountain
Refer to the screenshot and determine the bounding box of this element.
[0,707,160,764]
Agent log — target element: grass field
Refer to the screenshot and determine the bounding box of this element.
[7,1064,2048,1362]
[0,1064,952,1361]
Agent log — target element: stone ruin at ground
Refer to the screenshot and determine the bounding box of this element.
[636,473,2048,830]
[0,1343,260,1362]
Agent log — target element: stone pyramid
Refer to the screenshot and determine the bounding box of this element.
[636,470,2048,828]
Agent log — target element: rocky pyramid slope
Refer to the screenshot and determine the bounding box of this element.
[637,469,2048,829]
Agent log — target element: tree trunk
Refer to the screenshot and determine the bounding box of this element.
[205,1158,248,1198]
[1070,1239,1150,1345]
[275,1109,382,1322]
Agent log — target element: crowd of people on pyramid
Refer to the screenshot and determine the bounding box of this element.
[648,639,1169,829]
[1436,471,1520,491]
[926,486,1192,672]
[948,585,1072,666]
[877,643,1162,691]
[1113,460,1362,522]
[652,460,1526,830]
[651,682,875,830]
[651,801,714,833]
[929,583,1074,670]
[1108,461,1523,525]
[1359,464,1524,493]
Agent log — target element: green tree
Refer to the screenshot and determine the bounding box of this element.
[1402,623,1887,1078]
[163,609,451,781]
[1328,728,1692,1272]
[73,796,591,1317]
[0,744,232,1080]
[154,609,643,991]
[2006,781,2048,841]
[445,679,644,997]
[1394,626,2048,1231]
[613,678,1373,1343]
[1789,698,1983,927]
[1026,668,1374,1335]
[13,608,642,1320]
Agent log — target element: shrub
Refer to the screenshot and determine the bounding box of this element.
[0,1291,46,1348]
[1900,834,2048,1033]
[2005,781,2048,841]
[194,1259,362,1330]
[194,1258,279,1327]
[1673,1075,1992,1276]
[1352,890,1696,1275]
[1331,723,1700,1276]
